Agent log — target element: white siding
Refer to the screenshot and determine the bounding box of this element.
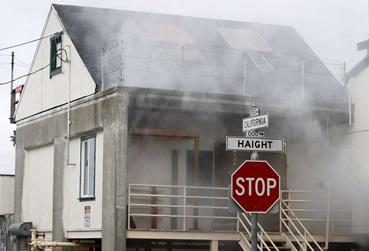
[63,132,103,232]
[351,65,369,131]
[0,176,14,215]
[348,67,369,234]
[22,144,54,231]
[16,7,96,121]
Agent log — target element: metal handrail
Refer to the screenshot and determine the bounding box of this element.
[128,183,234,231]
[281,189,351,239]
[281,200,323,251]
[237,213,281,251]
[130,183,228,190]
[281,206,311,250]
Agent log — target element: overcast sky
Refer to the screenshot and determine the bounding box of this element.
[0,0,368,174]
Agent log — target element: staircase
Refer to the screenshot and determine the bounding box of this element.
[237,200,325,251]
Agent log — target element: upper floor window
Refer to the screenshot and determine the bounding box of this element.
[50,32,63,78]
[80,135,96,200]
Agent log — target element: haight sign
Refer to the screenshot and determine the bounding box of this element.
[242,114,269,132]
[226,136,284,152]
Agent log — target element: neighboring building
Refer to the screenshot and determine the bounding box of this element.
[12,4,353,251]
[345,54,369,242]
[0,175,14,251]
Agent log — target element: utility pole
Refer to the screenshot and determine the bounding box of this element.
[9,51,15,123]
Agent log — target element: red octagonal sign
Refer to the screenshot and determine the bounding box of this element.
[231,160,280,213]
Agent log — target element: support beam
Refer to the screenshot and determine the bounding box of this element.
[102,93,129,251]
[52,137,67,248]
[210,240,218,251]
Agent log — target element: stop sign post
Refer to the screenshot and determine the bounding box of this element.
[228,105,283,251]
[231,160,280,213]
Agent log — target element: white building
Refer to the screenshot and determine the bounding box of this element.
[0,175,14,251]
[11,4,354,251]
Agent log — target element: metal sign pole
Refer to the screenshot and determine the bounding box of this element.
[250,150,259,251]
[245,107,262,251]
[248,106,260,251]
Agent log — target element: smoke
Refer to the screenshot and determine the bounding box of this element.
[59,3,366,240]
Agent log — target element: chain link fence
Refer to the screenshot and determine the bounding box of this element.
[101,40,346,104]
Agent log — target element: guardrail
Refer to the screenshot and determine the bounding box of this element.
[238,213,281,251]
[128,184,236,231]
[281,190,351,236]
[281,199,324,251]
[128,184,351,240]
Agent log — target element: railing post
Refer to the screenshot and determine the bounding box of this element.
[303,231,307,251]
[237,213,240,232]
[279,199,282,233]
[183,186,186,231]
[128,184,131,230]
[260,231,263,251]
[325,188,331,250]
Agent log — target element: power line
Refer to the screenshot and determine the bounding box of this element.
[0,50,66,85]
[0,33,55,52]
[0,64,49,86]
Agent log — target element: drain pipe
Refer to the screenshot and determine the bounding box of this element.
[324,187,331,250]
[30,230,97,251]
[65,45,75,166]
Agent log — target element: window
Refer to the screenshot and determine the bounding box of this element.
[50,32,63,78]
[80,135,96,200]
[186,150,214,187]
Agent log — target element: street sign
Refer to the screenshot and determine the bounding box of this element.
[231,160,280,213]
[226,136,284,152]
[244,130,264,138]
[242,114,269,132]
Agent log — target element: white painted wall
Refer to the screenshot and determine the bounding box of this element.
[22,144,54,231]
[0,175,14,215]
[63,132,103,232]
[350,65,369,131]
[347,66,369,234]
[16,7,96,121]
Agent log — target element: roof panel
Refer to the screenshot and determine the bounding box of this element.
[143,23,194,44]
[217,27,273,52]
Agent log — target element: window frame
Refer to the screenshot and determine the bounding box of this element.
[79,134,97,201]
[50,32,63,78]
[247,52,274,73]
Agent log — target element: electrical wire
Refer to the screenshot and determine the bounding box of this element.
[0,64,50,85]
[0,33,55,51]
[0,50,67,86]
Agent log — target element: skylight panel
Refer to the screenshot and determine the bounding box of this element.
[143,23,194,44]
[217,28,273,53]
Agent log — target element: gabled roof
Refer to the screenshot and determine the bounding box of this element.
[53,4,345,104]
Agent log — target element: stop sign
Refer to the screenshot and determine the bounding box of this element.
[231,160,280,213]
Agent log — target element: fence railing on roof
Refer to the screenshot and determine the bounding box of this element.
[99,40,346,104]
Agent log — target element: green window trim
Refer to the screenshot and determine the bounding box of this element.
[50,31,63,78]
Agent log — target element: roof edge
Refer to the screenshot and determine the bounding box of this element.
[345,55,369,82]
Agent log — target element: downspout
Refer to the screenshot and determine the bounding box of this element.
[343,62,352,127]
[300,58,305,102]
[65,45,74,166]
[101,48,105,91]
